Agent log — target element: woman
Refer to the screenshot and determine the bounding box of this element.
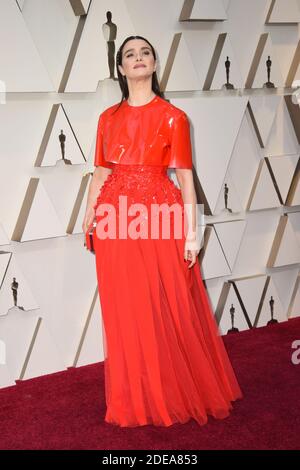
[83,35,243,428]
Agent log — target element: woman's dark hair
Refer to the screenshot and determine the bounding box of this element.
[112,35,166,114]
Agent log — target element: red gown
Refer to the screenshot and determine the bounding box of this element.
[92,94,242,427]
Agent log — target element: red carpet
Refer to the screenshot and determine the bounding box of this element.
[0,317,299,450]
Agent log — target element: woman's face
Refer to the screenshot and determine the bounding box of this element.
[118,39,156,80]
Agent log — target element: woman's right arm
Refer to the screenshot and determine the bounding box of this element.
[82,166,112,233]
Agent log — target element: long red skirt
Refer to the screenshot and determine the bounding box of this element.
[93,163,242,427]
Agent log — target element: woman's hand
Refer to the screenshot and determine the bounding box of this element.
[82,167,112,234]
[174,168,200,269]
[82,206,96,234]
[184,237,200,268]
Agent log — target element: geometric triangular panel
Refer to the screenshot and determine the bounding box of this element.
[11,178,66,242]
[67,173,91,235]
[248,33,284,89]
[271,267,299,313]
[248,95,281,147]
[226,110,263,210]
[0,307,41,380]
[210,35,243,91]
[19,1,79,92]
[1,1,54,91]
[65,0,135,92]
[288,211,300,246]
[182,95,247,213]
[163,33,199,92]
[232,274,267,327]
[247,159,281,210]
[265,98,299,157]
[165,30,228,92]
[267,154,299,204]
[22,317,65,380]
[35,104,85,167]
[200,226,231,280]
[214,220,247,271]
[267,214,300,267]
[179,0,227,21]
[286,157,300,206]
[265,0,300,24]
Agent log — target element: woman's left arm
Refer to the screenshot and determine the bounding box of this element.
[175,168,200,268]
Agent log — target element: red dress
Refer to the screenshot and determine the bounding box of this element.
[92,94,242,427]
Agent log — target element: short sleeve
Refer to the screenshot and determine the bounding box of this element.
[168,112,193,169]
[94,113,113,168]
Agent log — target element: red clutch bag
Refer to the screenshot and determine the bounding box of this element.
[84,220,97,254]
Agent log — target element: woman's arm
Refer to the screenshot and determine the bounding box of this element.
[175,168,200,268]
[82,166,112,233]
